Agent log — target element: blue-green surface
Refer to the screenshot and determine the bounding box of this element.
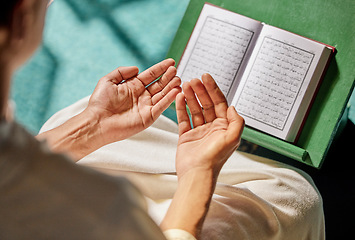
[11,0,189,133]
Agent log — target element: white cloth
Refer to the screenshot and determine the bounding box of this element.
[40,96,325,240]
[164,229,197,240]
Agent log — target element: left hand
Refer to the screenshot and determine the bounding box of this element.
[161,74,244,238]
[175,74,244,179]
[87,58,181,144]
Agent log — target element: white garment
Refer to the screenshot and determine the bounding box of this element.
[40,96,325,240]
[164,229,197,240]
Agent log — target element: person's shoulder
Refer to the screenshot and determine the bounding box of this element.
[1,120,143,206]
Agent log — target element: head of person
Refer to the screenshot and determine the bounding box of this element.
[0,0,50,119]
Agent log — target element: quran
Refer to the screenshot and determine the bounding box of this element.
[177,3,335,142]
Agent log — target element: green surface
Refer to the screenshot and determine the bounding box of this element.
[167,0,355,168]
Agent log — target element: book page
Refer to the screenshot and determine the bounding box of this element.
[232,24,331,141]
[177,3,262,102]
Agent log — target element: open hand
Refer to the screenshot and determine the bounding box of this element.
[87,58,181,144]
[161,74,244,237]
[175,74,244,178]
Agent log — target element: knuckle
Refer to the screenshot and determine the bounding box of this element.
[149,69,157,79]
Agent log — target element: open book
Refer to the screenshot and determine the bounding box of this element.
[177,3,335,142]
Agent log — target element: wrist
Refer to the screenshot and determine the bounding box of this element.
[178,168,217,198]
[178,165,220,183]
[161,169,216,238]
[70,108,105,157]
[37,108,104,161]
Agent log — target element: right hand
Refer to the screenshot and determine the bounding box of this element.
[37,59,181,161]
[175,73,245,179]
[87,58,181,145]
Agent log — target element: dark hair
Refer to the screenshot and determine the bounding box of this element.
[0,1,22,26]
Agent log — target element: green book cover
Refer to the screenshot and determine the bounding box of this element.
[166,0,355,168]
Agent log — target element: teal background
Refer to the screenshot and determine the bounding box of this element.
[11,0,190,133]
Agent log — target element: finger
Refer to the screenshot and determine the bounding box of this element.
[151,76,181,105]
[151,87,181,121]
[182,81,205,128]
[190,78,216,123]
[201,73,228,119]
[137,58,175,86]
[176,92,191,136]
[105,66,139,84]
[147,66,177,96]
[226,106,245,147]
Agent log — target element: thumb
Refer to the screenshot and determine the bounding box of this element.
[226,106,245,147]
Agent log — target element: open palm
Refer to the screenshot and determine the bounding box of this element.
[87,59,181,144]
[175,74,244,178]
